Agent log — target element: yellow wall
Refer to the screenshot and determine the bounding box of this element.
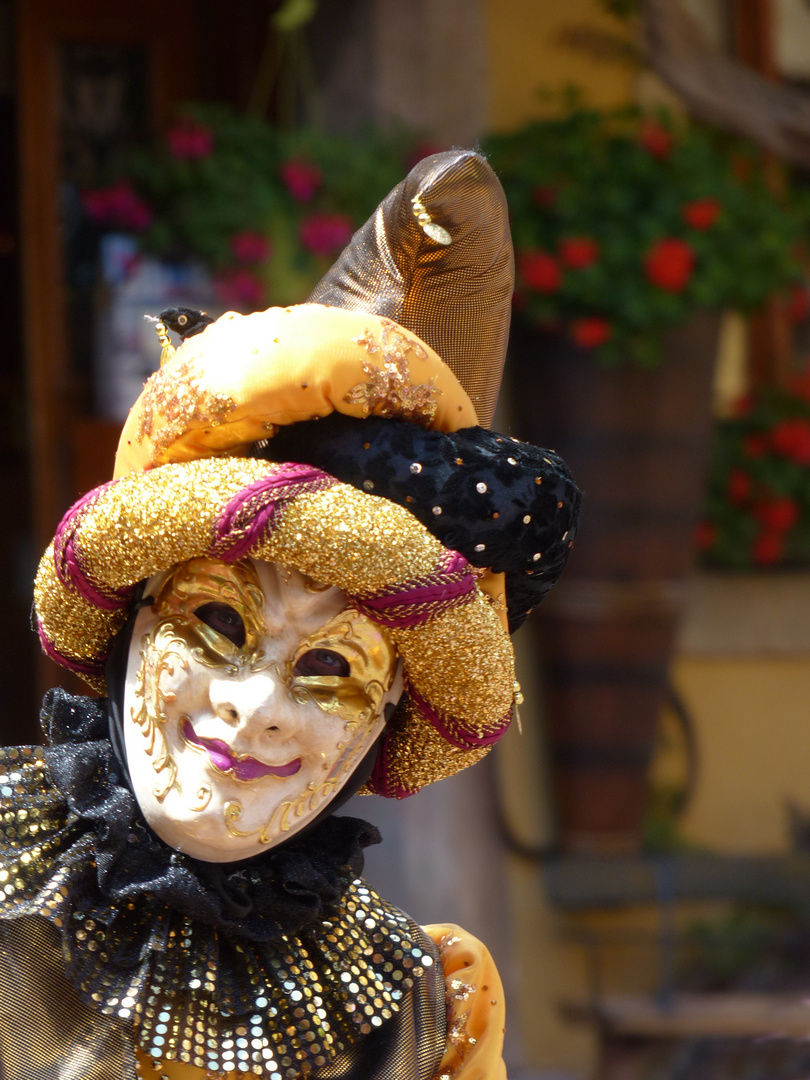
[484,0,636,132]
[675,656,810,853]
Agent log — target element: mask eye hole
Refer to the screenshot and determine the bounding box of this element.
[194,602,246,648]
[293,648,350,678]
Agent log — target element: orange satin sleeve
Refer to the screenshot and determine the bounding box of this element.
[423,923,508,1080]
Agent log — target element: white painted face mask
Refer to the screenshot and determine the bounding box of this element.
[123,557,402,862]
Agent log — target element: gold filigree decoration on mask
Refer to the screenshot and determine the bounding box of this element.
[130,621,185,801]
[289,607,397,729]
[188,786,213,812]
[152,558,269,670]
[223,753,360,843]
[345,319,439,426]
[222,608,398,844]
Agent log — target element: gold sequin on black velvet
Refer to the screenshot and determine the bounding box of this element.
[0,749,434,1077]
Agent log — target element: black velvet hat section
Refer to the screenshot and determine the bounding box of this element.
[263,415,581,632]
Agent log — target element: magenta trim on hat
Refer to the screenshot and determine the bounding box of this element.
[352,550,476,629]
[37,622,106,678]
[212,464,337,560]
[366,733,414,799]
[53,481,134,611]
[409,683,511,750]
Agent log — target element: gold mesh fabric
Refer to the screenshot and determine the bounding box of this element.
[138,926,445,1080]
[0,916,137,1079]
[0,910,444,1080]
[310,150,514,427]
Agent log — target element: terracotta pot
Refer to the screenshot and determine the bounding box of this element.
[508,312,721,853]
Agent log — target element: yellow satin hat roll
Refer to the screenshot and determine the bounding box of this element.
[115,304,479,478]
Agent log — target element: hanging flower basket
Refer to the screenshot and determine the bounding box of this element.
[484,103,806,367]
[79,105,418,311]
[698,370,810,569]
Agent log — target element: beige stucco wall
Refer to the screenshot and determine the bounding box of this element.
[675,658,810,853]
[484,0,635,132]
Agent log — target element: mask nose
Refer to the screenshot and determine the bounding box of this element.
[209,671,292,737]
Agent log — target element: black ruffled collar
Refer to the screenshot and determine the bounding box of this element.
[42,687,380,939]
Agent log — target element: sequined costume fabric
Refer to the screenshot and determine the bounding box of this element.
[0,693,445,1079]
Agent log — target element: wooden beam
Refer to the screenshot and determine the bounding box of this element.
[732,0,794,388]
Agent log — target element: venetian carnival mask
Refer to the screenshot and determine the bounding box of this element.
[123,557,401,862]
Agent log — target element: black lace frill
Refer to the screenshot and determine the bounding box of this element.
[0,690,436,1076]
[42,688,378,939]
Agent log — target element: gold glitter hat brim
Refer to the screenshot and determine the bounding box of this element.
[114,305,478,478]
[35,457,514,796]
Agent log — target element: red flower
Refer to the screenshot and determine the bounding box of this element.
[532,185,557,208]
[406,142,448,170]
[639,121,673,160]
[517,250,561,293]
[733,394,754,417]
[694,520,717,551]
[167,119,214,160]
[789,284,810,324]
[727,468,752,505]
[644,238,695,293]
[770,418,810,464]
[299,213,353,256]
[788,370,810,404]
[279,158,322,203]
[742,433,767,459]
[559,236,599,270]
[570,317,611,348]
[230,230,272,265]
[81,182,153,232]
[753,496,800,532]
[213,268,265,310]
[682,198,721,230]
[752,531,784,566]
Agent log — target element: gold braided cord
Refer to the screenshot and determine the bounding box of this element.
[34,459,514,790]
[358,697,492,798]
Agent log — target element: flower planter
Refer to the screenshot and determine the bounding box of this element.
[508,310,721,853]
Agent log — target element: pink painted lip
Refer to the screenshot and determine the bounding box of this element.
[182,719,302,782]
